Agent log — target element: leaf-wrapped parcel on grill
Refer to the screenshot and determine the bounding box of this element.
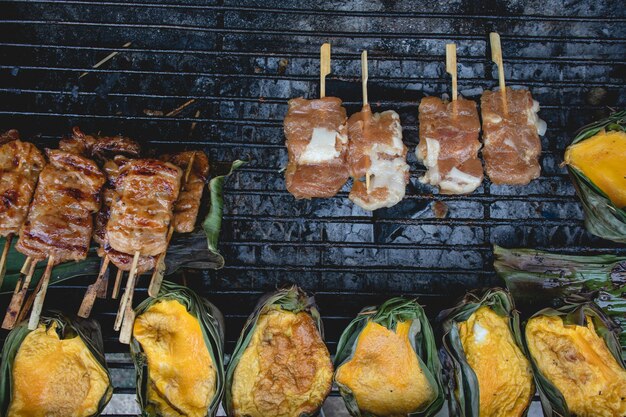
[524,301,626,417]
[334,298,444,417]
[224,286,333,417]
[130,281,225,417]
[0,312,113,417]
[564,109,626,242]
[440,288,534,417]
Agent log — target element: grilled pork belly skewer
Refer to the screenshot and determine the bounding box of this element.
[284,43,350,199]
[106,158,182,343]
[2,148,105,330]
[0,130,46,288]
[417,44,483,194]
[147,150,209,296]
[481,33,547,185]
[68,129,146,318]
[347,50,409,210]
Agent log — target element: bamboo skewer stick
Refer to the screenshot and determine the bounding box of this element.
[2,258,37,329]
[118,251,141,344]
[489,32,507,112]
[16,271,44,324]
[114,251,140,332]
[77,256,111,318]
[27,256,54,330]
[446,43,458,115]
[10,256,32,298]
[112,269,123,299]
[361,50,373,195]
[0,233,13,288]
[320,43,331,99]
[97,256,110,299]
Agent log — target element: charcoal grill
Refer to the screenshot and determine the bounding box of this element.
[1,0,625,415]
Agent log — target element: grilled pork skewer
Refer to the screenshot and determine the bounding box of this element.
[147,150,209,296]
[284,43,350,199]
[2,148,105,330]
[417,44,483,194]
[105,158,182,343]
[0,130,46,288]
[347,50,409,210]
[481,33,547,185]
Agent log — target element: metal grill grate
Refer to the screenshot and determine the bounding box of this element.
[1,0,625,415]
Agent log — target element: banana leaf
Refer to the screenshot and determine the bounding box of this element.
[493,245,626,358]
[130,280,225,417]
[0,311,113,416]
[564,109,626,242]
[0,159,246,294]
[438,288,532,417]
[224,286,327,417]
[334,297,444,417]
[522,300,625,417]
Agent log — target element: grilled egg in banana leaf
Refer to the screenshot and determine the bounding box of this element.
[224,286,333,417]
[334,298,444,417]
[524,301,626,417]
[0,312,113,417]
[131,281,225,417]
[564,109,626,242]
[440,288,534,417]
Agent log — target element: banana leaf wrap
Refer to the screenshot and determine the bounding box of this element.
[130,280,225,417]
[333,297,444,417]
[523,300,626,417]
[438,288,532,417]
[224,286,325,417]
[565,109,626,242]
[0,311,113,417]
[0,159,246,294]
[494,245,626,358]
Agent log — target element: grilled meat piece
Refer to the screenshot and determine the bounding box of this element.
[284,97,350,199]
[481,88,547,185]
[106,159,182,256]
[0,129,20,145]
[347,105,409,210]
[0,131,46,237]
[417,96,483,194]
[16,149,105,264]
[60,127,141,162]
[161,151,210,233]
[95,160,156,273]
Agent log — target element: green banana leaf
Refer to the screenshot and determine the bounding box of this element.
[334,297,444,417]
[0,159,246,294]
[439,288,533,417]
[0,311,113,416]
[224,286,328,417]
[522,300,626,417]
[493,245,626,358]
[565,109,626,243]
[130,281,225,417]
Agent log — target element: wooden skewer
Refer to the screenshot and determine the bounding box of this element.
[118,251,141,344]
[15,270,44,324]
[28,256,55,330]
[320,43,331,99]
[10,256,32,298]
[77,256,111,318]
[0,234,13,288]
[114,251,140,332]
[96,259,110,299]
[446,43,458,104]
[148,151,196,297]
[489,32,507,112]
[2,258,38,329]
[360,50,373,195]
[112,269,123,299]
